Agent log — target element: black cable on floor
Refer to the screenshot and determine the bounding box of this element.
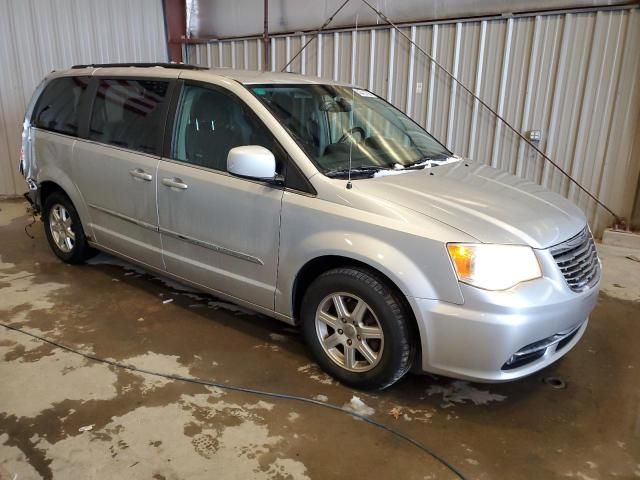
[1,321,467,480]
[24,212,37,239]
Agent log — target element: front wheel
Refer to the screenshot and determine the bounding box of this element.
[301,267,414,390]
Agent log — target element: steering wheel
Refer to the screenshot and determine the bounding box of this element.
[338,126,366,144]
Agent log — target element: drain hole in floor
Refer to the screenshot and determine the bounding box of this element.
[543,376,566,389]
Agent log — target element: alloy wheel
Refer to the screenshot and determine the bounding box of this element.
[314,292,384,372]
[49,203,75,253]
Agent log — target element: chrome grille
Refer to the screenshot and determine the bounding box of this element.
[550,227,600,292]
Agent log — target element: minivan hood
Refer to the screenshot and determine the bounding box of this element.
[353,161,586,249]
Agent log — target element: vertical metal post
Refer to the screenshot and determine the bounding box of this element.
[490,17,514,169]
[387,28,396,103]
[446,23,462,150]
[163,0,187,62]
[405,26,417,116]
[426,24,438,132]
[263,0,269,71]
[368,29,375,90]
[469,20,487,160]
[317,33,323,77]
[301,34,307,75]
[542,14,573,189]
[271,37,277,71]
[333,32,340,81]
[516,16,542,178]
[231,41,237,68]
[350,30,357,85]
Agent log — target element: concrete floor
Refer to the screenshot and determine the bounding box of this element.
[0,198,638,480]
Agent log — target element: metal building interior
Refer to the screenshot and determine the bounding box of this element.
[0,1,639,479]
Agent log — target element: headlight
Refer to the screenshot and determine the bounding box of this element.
[447,244,542,290]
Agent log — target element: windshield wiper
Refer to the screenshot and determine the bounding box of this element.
[325,166,389,178]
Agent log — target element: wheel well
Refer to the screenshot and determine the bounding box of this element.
[39,181,67,209]
[292,255,420,351]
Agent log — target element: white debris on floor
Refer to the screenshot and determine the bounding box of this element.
[342,396,375,416]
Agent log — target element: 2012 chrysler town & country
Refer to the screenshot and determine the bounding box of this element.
[19,63,601,390]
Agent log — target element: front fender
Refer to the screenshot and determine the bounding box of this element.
[276,193,466,318]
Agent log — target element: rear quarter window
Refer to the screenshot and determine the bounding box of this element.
[32,77,90,136]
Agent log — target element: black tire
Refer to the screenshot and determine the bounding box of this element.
[43,191,96,264]
[301,267,414,390]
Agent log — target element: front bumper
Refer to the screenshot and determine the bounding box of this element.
[408,249,601,382]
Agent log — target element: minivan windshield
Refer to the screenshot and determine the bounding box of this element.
[250,84,452,178]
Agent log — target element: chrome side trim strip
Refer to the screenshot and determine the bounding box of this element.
[88,203,159,232]
[159,227,264,265]
[87,204,264,265]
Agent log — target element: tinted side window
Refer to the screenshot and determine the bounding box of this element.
[89,79,169,155]
[173,84,280,172]
[33,77,89,136]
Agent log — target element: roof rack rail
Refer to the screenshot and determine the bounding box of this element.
[71,62,207,70]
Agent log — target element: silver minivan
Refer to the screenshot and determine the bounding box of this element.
[20,63,601,390]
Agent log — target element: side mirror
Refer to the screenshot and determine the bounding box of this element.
[227,145,277,181]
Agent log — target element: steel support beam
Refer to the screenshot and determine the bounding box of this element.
[164,0,187,62]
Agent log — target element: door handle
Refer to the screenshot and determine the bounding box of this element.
[161,177,189,190]
[129,168,153,181]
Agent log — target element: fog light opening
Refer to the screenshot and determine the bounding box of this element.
[542,376,566,389]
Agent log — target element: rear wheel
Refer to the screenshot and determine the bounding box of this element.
[43,191,96,264]
[301,267,414,390]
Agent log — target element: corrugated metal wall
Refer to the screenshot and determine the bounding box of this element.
[0,0,167,198]
[188,7,640,233]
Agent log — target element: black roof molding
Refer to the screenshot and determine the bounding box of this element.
[71,62,207,70]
